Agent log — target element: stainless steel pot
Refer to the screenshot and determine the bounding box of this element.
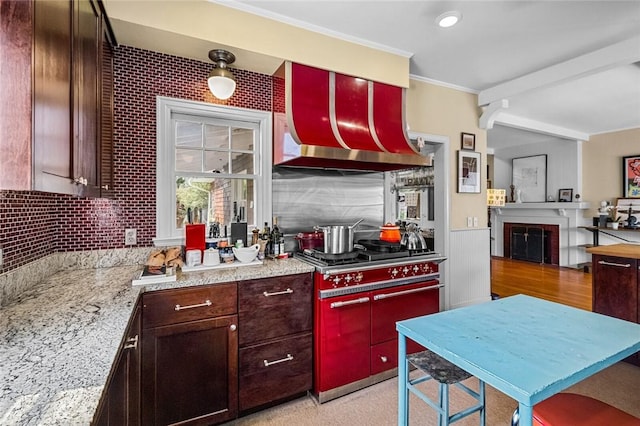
[316,219,364,254]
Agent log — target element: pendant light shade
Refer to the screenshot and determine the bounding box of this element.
[207,49,236,100]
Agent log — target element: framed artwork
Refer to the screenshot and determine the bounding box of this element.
[457,150,481,193]
[622,155,640,197]
[512,154,547,202]
[461,132,475,150]
[558,188,573,202]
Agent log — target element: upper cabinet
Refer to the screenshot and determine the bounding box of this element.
[0,0,115,197]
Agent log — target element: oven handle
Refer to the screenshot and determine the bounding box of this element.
[373,283,443,300]
[330,297,370,308]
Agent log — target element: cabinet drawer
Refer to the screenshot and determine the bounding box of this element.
[239,332,312,412]
[142,282,237,329]
[238,273,312,346]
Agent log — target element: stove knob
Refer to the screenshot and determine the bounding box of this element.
[402,267,410,275]
[413,265,419,274]
[344,274,353,283]
[354,272,364,283]
[390,268,399,278]
[332,276,342,286]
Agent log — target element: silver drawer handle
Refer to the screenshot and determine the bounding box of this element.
[123,335,138,350]
[175,299,212,311]
[598,260,631,268]
[373,283,443,300]
[330,297,370,308]
[263,288,293,297]
[264,354,293,367]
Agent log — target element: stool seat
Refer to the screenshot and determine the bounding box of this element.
[406,349,485,426]
[407,350,472,384]
[533,393,640,426]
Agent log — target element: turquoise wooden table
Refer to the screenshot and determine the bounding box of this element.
[396,294,640,426]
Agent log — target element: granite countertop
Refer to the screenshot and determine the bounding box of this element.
[0,258,314,425]
[586,243,640,259]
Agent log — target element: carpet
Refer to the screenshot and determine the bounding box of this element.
[225,361,640,425]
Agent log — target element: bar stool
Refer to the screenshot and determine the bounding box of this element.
[407,349,486,426]
[511,393,640,426]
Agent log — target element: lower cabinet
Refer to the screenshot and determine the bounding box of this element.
[140,283,238,426]
[94,273,313,424]
[93,300,141,425]
[238,273,313,413]
[592,254,639,366]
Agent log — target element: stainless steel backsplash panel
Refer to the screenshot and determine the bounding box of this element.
[272,167,383,251]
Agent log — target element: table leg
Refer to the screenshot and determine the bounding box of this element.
[398,333,408,426]
[518,403,533,426]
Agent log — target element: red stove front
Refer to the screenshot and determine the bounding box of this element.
[312,256,445,403]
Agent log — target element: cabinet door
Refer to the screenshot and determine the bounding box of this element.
[33,0,74,194]
[238,273,312,346]
[73,0,100,197]
[98,14,115,198]
[141,315,238,426]
[94,302,141,425]
[315,294,371,392]
[592,255,638,322]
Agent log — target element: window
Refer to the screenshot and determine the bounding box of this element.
[156,97,272,246]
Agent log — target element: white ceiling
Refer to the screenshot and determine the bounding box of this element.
[107,0,640,148]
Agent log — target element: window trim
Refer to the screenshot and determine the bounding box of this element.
[155,96,272,247]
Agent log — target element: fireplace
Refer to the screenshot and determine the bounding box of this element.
[504,223,559,265]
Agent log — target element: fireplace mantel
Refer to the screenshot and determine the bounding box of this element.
[491,202,591,267]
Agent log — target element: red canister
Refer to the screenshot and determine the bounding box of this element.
[379,223,401,243]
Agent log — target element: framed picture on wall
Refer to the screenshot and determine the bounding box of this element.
[512,154,547,202]
[558,188,573,202]
[461,132,475,150]
[457,150,481,193]
[623,155,640,197]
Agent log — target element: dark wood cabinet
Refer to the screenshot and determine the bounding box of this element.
[1,0,114,196]
[94,300,142,425]
[592,254,639,365]
[141,283,238,425]
[32,0,74,194]
[73,0,101,197]
[238,273,313,412]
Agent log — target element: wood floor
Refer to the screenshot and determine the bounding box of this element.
[490,256,592,311]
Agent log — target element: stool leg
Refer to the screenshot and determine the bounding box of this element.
[441,382,449,426]
[479,379,486,426]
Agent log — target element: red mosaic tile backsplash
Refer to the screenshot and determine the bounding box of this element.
[0,45,274,274]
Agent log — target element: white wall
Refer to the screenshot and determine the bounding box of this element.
[493,138,581,202]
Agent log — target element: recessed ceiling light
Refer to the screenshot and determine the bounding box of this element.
[436,11,461,28]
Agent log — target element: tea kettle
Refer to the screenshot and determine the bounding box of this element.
[401,223,427,250]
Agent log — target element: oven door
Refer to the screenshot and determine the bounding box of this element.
[315,293,371,392]
[370,280,441,374]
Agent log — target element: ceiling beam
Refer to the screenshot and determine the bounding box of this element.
[491,113,590,141]
[478,36,640,107]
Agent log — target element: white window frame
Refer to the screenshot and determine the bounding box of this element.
[155,96,272,247]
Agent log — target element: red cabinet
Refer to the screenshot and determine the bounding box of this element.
[314,280,440,398]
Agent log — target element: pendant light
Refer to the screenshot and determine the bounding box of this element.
[207,49,236,100]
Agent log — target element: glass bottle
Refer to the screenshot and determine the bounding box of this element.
[271,217,284,256]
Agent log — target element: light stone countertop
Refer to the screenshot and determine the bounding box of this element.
[0,258,314,425]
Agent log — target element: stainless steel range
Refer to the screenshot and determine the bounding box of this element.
[296,248,446,403]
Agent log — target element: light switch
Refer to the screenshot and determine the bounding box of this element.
[473,217,478,227]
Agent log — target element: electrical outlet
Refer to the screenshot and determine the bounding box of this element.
[124,229,137,246]
[467,217,473,228]
[473,217,478,227]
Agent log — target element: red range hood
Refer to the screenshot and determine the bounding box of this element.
[273,62,427,172]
